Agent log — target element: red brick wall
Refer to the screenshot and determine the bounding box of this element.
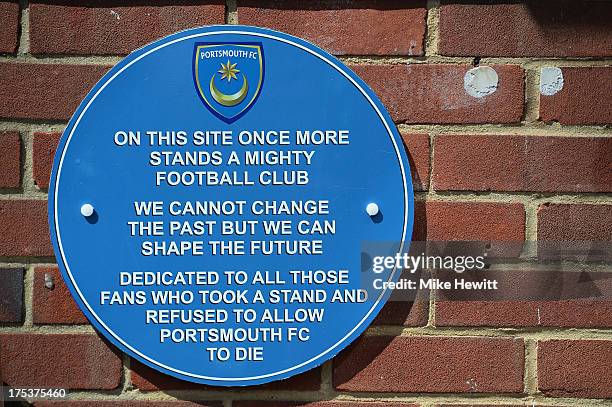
[1,1,611,406]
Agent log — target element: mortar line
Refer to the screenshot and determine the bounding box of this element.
[3,257,607,273]
[426,131,437,328]
[63,390,321,402]
[524,338,539,395]
[3,189,612,205]
[366,326,612,340]
[320,360,334,397]
[121,353,131,393]
[52,389,612,406]
[427,288,436,328]
[417,190,612,205]
[0,261,56,268]
[339,56,612,66]
[21,129,36,194]
[0,325,95,334]
[427,131,435,194]
[226,0,237,24]
[524,66,542,123]
[16,130,26,195]
[332,393,612,406]
[3,324,612,341]
[0,54,122,65]
[425,0,440,57]
[395,123,612,137]
[17,0,29,55]
[2,53,612,66]
[524,201,540,258]
[1,120,611,138]
[22,264,34,328]
[0,120,67,131]
[0,192,50,199]
[486,260,612,273]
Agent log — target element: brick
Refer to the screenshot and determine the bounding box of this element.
[435,269,612,328]
[433,135,612,193]
[351,64,523,124]
[437,300,612,328]
[33,266,87,324]
[0,1,19,54]
[33,132,61,189]
[538,340,612,398]
[238,0,426,56]
[0,63,109,121]
[401,132,429,191]
[333,336,524,392]
[0,200,52,257]
[425,201,525,242]
[0,131,21,189]
[0,268,24,323]
[439,1,612,57]
[538,204,612,242]
[373,299,428,326]
[131,358,320,391]
[539,67,612,125]
[412,200,426,241]
[30,1,225,56]
[0,334,121,389]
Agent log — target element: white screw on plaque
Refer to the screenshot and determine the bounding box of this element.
[366,202,379,217]
[80,203,95,218]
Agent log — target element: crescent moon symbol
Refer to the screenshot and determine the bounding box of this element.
[210,74,249,107]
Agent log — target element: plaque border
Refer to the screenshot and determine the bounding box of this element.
[49,25,414,385]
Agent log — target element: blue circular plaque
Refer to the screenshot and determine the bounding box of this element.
[49,26,414,386]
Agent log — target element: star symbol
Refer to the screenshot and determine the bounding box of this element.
[218,60,240,82]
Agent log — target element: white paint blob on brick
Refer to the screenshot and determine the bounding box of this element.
[463,66,498,98]
[540,67,564,96]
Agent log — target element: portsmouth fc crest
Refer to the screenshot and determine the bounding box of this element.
[193,42,264,123]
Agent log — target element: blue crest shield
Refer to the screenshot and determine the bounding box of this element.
[193,42,264,123]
